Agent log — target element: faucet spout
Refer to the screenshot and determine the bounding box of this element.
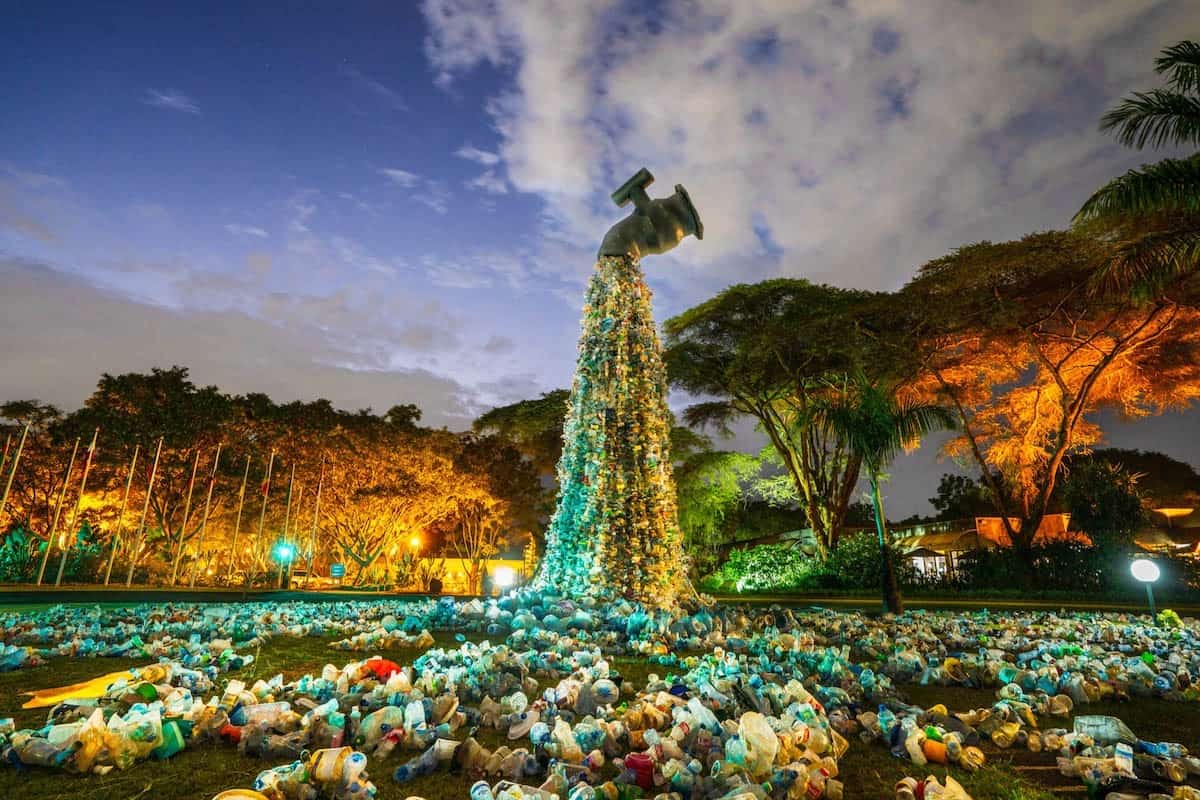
[598,168,703,260]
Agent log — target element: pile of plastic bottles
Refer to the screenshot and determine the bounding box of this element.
[0,590,1197,800]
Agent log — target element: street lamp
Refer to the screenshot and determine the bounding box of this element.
[1130,558,1160,617]
[274,542,295,588]
[493,565,516,591]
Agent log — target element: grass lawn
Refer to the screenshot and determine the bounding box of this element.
[0,635,1197,800]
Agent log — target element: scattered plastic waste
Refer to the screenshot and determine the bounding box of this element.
[0,592,1195,800]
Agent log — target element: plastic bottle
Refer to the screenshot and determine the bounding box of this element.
[1072,715,1138,745]
[472,780,497,800]
[395,744,440,783]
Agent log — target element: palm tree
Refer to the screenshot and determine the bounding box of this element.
[1075,40,1200,295]
[813,375,955,614]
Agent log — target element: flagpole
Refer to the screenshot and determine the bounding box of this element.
[305,457,325,588]
[54,427,99,586]
[276,463,295,587]
[284,484,302,588]
[226,454,251,584]
[0,423,30,517]
[37,437,80,585]
[189,443,222,588]
[169,449,202,585]
[126,437,163,587]
[249,449,275,588]
[103,444,139,585]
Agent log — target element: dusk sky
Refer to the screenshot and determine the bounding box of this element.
[3,0,1198,516]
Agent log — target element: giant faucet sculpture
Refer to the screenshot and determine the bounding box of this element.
[534,168,703,607]
[599,167,704,259]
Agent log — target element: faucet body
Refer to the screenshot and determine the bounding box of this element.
[598,168,703,259]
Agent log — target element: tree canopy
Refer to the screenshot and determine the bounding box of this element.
[664,279,907,553]
[901,230,1200,552]
[0,366,540,587]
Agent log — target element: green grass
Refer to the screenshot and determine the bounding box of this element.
[0,636,1197,799]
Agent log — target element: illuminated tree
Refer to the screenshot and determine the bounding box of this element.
[445,494,507,594]
[0,401,68,535]
[902,231,1200,558]
[675,448,759,575]
[321,430,463,586]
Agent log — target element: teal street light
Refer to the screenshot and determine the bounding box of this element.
[1130,558,1160,617]
[274,542,295,588]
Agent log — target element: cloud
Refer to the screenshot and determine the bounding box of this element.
[483,334,515,354]
[455,145,501,166]
[3,165,66,189]
[414,180,452,213]
[467,170,508,194]
[421,0,1196,293]
[338,63,408,111]
[224,223,269,238]
[0,258,479,428]
[0,190,56,242]
[144,88,200,114]
[423,251,529,290]
[379,168,421,187]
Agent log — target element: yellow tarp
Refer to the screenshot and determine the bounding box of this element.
[20,667,145,709]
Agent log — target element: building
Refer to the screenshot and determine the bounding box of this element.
[893,514,1083,578]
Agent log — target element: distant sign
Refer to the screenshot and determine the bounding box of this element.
[330,563,345,579]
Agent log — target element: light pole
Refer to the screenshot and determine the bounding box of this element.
[1130,558,1160,617]
[274,541,295,589]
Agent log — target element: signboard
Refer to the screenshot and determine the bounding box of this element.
[330,563,345,579]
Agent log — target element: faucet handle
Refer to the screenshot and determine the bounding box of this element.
[611,167,654,210]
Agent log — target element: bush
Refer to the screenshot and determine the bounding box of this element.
[0,524,105,583]
[699,544,813,593]
[806,529,917,590]
[699,531,916,594]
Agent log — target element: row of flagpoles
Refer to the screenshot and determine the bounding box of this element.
[0,426,326,588]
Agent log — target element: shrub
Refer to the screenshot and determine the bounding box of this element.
[699,544,813,593]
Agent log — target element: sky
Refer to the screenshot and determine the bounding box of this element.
[2,0,1198,516]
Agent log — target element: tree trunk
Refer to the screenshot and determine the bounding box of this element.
[871,477,903,614]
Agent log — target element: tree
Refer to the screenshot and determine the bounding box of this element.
[813,374,956,614]
[454,432,543,542]
[675,449,760,575]
[1075,40,1200,294]
[665,280,905,555]
[1063,460,1144,552]
[902,231,1200,560]
[474,391,570,478]
[67,367,237,579]
[929,473,994,521]
[445,493,507,594]
[1071,448,1200,509]
[0,401,67,535]
[321,428,462,586]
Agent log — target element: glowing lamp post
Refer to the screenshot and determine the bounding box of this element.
[1130,558,1160,617]
[274,542,296,588]
[492,565,516,593]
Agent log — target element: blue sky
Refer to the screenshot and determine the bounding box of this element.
[2,0,1198,515]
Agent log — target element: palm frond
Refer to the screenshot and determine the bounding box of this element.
[1155,40,1200,94]
[892,402,957,450]
[810,375,954,473]
[1100,90,1200,149]
[1092,224,1200,297]
[1075,154,1200,221]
